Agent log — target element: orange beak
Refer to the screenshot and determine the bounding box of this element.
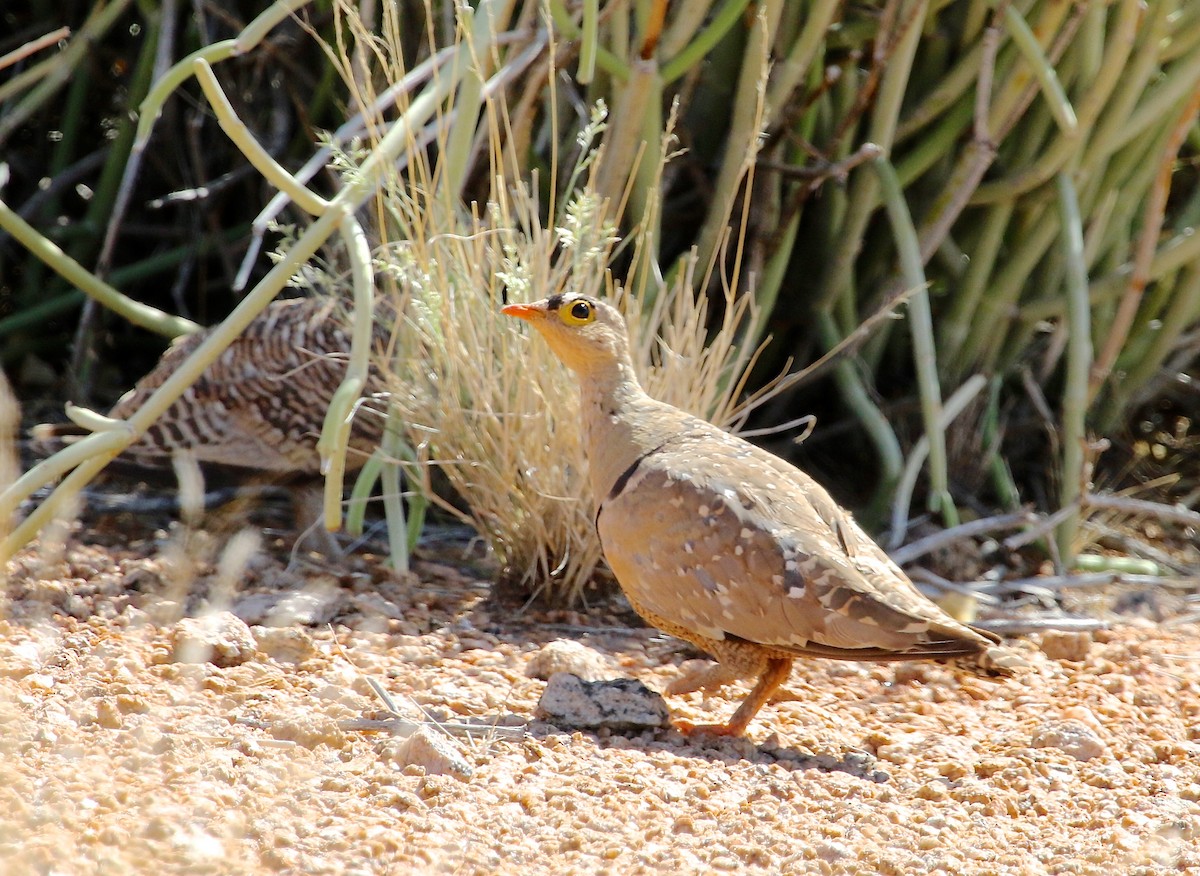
[500,302,545,322]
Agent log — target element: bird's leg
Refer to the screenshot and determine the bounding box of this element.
[666,661,745,695]
[292,480,347,558]
[675,657,793,737]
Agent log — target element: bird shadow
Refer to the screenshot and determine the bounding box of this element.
[521,720,891,782]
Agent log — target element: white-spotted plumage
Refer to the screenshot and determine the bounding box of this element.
[504,293,1026,737]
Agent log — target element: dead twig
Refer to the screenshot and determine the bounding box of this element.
[972,616,1109,635]
[979,572,1200,597]
[889,509,1033,565]
[1083,493,1200,531]
[907,567,1000,605]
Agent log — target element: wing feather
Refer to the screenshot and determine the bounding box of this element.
[596,431,990,657]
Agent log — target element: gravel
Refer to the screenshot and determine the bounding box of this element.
[2,534,1198,874]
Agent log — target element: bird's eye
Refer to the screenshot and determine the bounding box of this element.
[561,299,594,325]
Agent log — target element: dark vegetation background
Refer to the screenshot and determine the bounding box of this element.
[3,1,1199,538]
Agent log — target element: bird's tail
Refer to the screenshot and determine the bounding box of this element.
[956,642,1032,676]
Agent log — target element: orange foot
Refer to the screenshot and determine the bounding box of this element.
[674,719,744,737]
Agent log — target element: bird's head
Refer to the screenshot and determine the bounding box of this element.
[501,293,632,377]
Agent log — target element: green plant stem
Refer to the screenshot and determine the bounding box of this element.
[873,155,954,524]
[193,60,327,215]
[0,197,199,337]
[547,0,629,81]
[815,0,929,312]
[1104,263,1200,428]
[660,0,753,85]
[1054,172,1092,569]
[817,312,902,528]
[1021,225,1200,325]
[764,0,841,115]
[1002,4,1077,136]
[939,200,1013,370]
[692,0,783,281]
[577,0,599,84]
[0,226,248,342]
[970,0,1145,205]
[887,375,985,548]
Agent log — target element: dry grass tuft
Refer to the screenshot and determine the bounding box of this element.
[377,168,759,603]
[313,1,768,603]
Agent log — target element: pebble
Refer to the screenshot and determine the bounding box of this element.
[170,612,257,667]
[1039,631,1093,662]
[525,639,612,681]
[1030,719,1107,761]
[252,626,316,664]
[379,727,474,780]
[536,673,670,731]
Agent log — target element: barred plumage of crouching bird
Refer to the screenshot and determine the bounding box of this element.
[38,296,387,550]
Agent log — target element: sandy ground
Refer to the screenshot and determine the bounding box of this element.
[1,525,1198,876]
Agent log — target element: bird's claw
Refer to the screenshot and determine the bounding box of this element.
[673,718,742,737]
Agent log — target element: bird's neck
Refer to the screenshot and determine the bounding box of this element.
[577,360,676,508]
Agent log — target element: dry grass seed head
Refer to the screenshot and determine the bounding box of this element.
[324,4,764,603]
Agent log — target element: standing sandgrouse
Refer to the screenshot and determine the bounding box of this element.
[503,293,1025,737]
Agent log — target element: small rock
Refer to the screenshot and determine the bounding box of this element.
[1031,719,1106,761]
[233,585,342,627]
[1039,630,1092,662]
[536,673,670,731]
[380,727,474,780]
[526,639,612,682]
[252,626,316,664]
[171,612,257,667]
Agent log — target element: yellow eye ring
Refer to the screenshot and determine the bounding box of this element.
[560,299,594,325]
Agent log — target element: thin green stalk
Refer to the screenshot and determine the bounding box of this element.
[971,0,1149,205]
[1112,264,1200,419]
[1076,0,1172,177]
[193,60,327,215]
[887,375,985,548]
[692,0,783,281]
[895,35,984,143]
[814,0,929,312]
[939,200,1013,370]
[0,197,199,337]
[1107,49,1200,158]
[0,226,248,341]
[577,0,599,84]
[981,376,1021,511]
[1054,172,1092,568]
[661,0,753,85]
[765,0,841,114]
[817,312,903,528]
[547,0,629,81]
[966,204,1060,371]
[1002,4,1077,135]
[873,155,954,524]
[1020,225,1200,326]
[135,0,315,147]
[894,97,973,187]
[657,0,715,60]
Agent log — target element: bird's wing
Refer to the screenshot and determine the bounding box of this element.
[596,431,988,658]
